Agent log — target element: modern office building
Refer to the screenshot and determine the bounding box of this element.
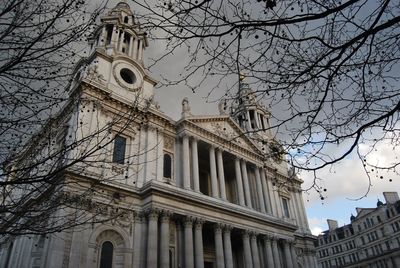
[0,3,317,268]
[315,192,400,268]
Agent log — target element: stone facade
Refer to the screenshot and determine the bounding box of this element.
[0,3,317,268]
[315,192,400,268]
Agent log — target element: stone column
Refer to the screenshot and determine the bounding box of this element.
[307,254,316,268]
[241,160,252,208]
[298,191,310,229]
[99,26,107,46]
[182,135,191,189]
[266,174,278,216]
[192,138,200,192]
[260,169,272,213]
[290,241,299,268]
[138,39,143,60]
[194,220,204,268]
[271,237,282,268]
[254,111,261,129]
[118,30,124,52]
[133,214,144,268]
[216,149,227,200]
[294,190,306,229]
[214,224,225,268]
[235,158,245,206]
[273,182,283,218]
[283,240,294,268]
[246,110,252,130]
[160,212,171,268]
[111,25,118,48]
[242,231,253,268]
[184,217,194,268]
[263,236,275,268]
[209,146,219,198]
[293,190,304,230]
[129,35,134,56]
[250,233,261,268]
[223,226,233,268]
[255,167,266,213]
[132,38,138,59]
[147,210,159,268]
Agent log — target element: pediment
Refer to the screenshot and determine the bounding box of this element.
[355,208,375,219]
[187,116,261,153]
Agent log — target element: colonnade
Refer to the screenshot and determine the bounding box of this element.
[97,24,144,61]
[180,135,309,230]
[182,136,276,212]
[133,209,309,268]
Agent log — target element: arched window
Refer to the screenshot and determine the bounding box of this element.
[99,241,113,268]
[163,154,172,178]
[124,16,129,23]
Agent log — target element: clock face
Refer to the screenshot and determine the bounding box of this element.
[113,62,142,90]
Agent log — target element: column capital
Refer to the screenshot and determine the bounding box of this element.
[250,232,258,240]
[133,212,145,223]
[194,218,204,229]
[214,223,223,233]
[183,216,194,227]
[286,238,295,245]
[146,208,160,220]
[270,235,280,242]
[216,147,224,153]
[160,210,172,222]
[223,224,233,233]
[178,131,190,139]
[241,229,251,238]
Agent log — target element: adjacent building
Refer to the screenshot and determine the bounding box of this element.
[315,192,400,268]
[0,3,317,268]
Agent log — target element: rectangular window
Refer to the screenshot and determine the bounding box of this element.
[112,135,126,164]
[282,198,290,218]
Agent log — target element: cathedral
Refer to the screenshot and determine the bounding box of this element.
[0,3,317,268]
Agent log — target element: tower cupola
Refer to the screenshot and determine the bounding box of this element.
[230,75,272,137]
[89,1,148,65]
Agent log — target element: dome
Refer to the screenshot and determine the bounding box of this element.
[377,199,383,207]
[115,2,131,10]
[350,214,355,221]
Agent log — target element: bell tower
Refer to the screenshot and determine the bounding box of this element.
[92,1,147,64]
[76,1,157,108]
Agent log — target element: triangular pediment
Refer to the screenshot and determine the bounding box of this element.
[186,115,261,154]
[355,208,375,219]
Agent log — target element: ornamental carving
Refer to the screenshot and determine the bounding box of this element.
[164,135,174,151]
[210,122,236,140]
[85,64,105,83]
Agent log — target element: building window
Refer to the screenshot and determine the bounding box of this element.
[163,153,172,179]
[105,25,113,46]
[282,198,290,218]
[99,241,113,268]
[112,135,126,164]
